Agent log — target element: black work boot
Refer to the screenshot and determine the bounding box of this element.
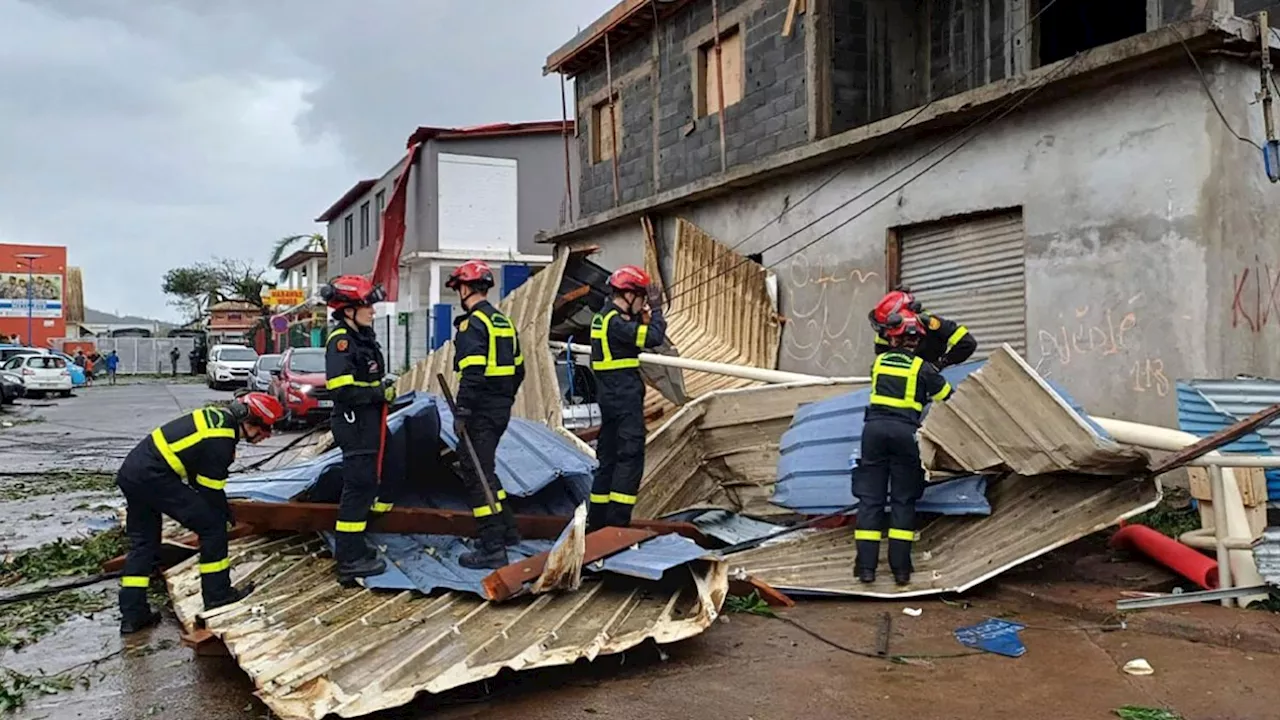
[459,544,508,569]
[205,581,256,612]
[893,571,911,587]
[855,567,876,584]
[499,504,522,547]
[336,555,387,584]
[119,609,161,635]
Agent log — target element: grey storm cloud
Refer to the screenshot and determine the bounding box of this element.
[0,0,611,319]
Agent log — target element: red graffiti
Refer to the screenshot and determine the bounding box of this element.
[1232,262,1280,334]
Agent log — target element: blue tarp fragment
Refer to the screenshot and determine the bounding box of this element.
[594,534,712,581]
[954,618,1028,658]
[772,359,1107,515]
[320,532,556,595]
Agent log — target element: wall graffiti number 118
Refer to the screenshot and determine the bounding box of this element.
[1129,358,1169,397]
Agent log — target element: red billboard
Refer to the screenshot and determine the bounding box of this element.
[0,243,67,348]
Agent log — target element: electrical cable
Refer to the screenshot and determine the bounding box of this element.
[1171,22,1263,151]
[662,0,1066,291]
[665,51,1084,311]
[775,615,982,662]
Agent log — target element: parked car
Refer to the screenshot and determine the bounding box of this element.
[206,344,259,390]
[0,345,47,363]
[1,354,72,398]
[270,348,331,427]
[247,354,281,392]
[0,370,25,404]
[48,352,87,387]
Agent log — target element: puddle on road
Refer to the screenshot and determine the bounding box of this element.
[0,490,122,554]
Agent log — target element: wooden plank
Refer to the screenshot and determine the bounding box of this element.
[224,500,705,542]
[728,575,795,607]
[1149,402,1280,474]
[782,0,801,37]
[484,527,656,602]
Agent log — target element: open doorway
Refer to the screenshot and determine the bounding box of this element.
[1035,0,1149,67]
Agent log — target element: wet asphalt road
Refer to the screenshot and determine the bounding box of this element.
[0,379,299,720]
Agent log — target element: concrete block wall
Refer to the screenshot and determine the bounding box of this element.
[928,0,1008,101]
[574,0,808,217]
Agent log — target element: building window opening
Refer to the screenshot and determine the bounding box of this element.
[1036,0,1147,67]
[591,94,622,164]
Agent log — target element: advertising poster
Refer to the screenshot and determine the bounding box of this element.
[0,272,63,318]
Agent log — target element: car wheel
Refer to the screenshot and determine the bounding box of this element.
[59,390,72,398]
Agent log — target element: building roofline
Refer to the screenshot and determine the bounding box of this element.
[540,15,1257,243]
[275,249,328,271]
[545,0,693,77]
[406,120,574,148]
[314,179,377,222]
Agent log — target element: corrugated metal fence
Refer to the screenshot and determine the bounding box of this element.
[51,337,198,375]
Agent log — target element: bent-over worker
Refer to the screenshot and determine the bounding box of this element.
[869,288,976,369]
[116,392,283,634]
[321,275,397,583]
[588,265,666,531]
[447,259,524,569]
[855,310,953,586]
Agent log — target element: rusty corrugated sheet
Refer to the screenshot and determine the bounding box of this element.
[302,251,590,460]
[166,534,727,720]
[642,219,781,428]
[920,345,1150,477]
[637,381,857,520]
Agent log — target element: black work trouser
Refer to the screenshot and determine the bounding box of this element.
[331,403,386,563]
[457,403,517,552]
[117,465,230,621]
[589,393,646,529]
[853,419,925,575]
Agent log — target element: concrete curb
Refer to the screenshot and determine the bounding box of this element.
[997,581,1280,655]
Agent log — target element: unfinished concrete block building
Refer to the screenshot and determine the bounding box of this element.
[542,0,1280,427]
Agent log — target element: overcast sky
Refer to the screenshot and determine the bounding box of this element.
[0,0,610,321]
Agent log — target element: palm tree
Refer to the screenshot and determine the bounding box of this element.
[270,233,327,282]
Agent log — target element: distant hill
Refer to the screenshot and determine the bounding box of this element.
[83,307,167,325]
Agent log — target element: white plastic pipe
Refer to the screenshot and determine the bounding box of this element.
[550,341,870,385]
[1089,416,1267,607]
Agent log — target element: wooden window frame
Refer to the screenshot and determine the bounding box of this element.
[694,24,745,118]
[343,214,354,257]
[359,201,370,249]
[591,93,622,164]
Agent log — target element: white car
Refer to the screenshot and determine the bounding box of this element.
[1,354,72,398]
[206,344,260,390]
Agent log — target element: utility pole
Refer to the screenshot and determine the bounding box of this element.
[14,253,46,347]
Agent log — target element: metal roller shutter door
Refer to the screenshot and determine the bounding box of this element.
[898,210,1027,359]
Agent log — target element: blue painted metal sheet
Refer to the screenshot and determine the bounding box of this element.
[594,533,712,581]
[1175,381,1279,504]
[772,359,1103,515]
[325,533,556,595]
[662,510,784,546]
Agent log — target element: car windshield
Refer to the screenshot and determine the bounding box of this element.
[288,350,326,374]
[258,355,282,371]
[219,347,258,362]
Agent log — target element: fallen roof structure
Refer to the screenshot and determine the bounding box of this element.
[165,535,727,720]
[726,345,1162,598]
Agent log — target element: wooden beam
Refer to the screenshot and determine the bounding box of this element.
[728,575,796,607]
[224,500,706,542]
[782,0,801,37]
[484,527,656,601]
[1149,402,1280,475]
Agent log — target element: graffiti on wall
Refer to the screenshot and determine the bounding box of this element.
[1230,260,1280,333]
[781,253,881,373]
[1033,293,1168,397]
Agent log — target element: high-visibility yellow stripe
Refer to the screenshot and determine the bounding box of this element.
[946,325,969,350]
[196,475,227,490]
[874,334,889,346]
[869,354,924,411]
[120,575,150,588]
[589,493,611,504]
[635,324,649,348]
[591,310,641,371]
[151,428,186,477]
[328,327,348,341]
[854,529,882,541]
[608,491,637,505]
[371,501,393,513]
[466,311,520,377]
[932,382,952,402]
[496,489,508,500]
[335,520,367,533]
[888,528,918,542]
[199,558,231,574]
[472,503,502,518]
[326,373,379,390]
[457,355,487,369]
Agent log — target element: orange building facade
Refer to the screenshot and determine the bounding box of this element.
[0,243,67,348]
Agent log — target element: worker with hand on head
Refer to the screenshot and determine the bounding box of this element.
[854,310,953,587]
[868,286,976,369]
[116,392,283,634]
[588,266,667,532]
[320,275,395,584]
[447,260,525,569]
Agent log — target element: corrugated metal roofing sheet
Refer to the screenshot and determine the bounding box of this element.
[666,510,785,545]
[1252,526,1280,586]
[1179,379,1280,504]
[165,535,728,720]
[594,533,713,581]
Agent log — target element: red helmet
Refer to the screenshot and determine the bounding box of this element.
[446,260,495,291]
[885,311,925,339]
[230,392,285,436]
[607,265,651,293]
[871,290,914,327]
[321,275,385,310]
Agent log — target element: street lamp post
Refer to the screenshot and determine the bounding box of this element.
[14,253,46,347]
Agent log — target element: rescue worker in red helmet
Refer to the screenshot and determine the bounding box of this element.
[855,310,953,587]
[868,287,976,369]
[116,391,284,634]
[446,259,524,569]
[588,265,666,531]
[320,274,395,583]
